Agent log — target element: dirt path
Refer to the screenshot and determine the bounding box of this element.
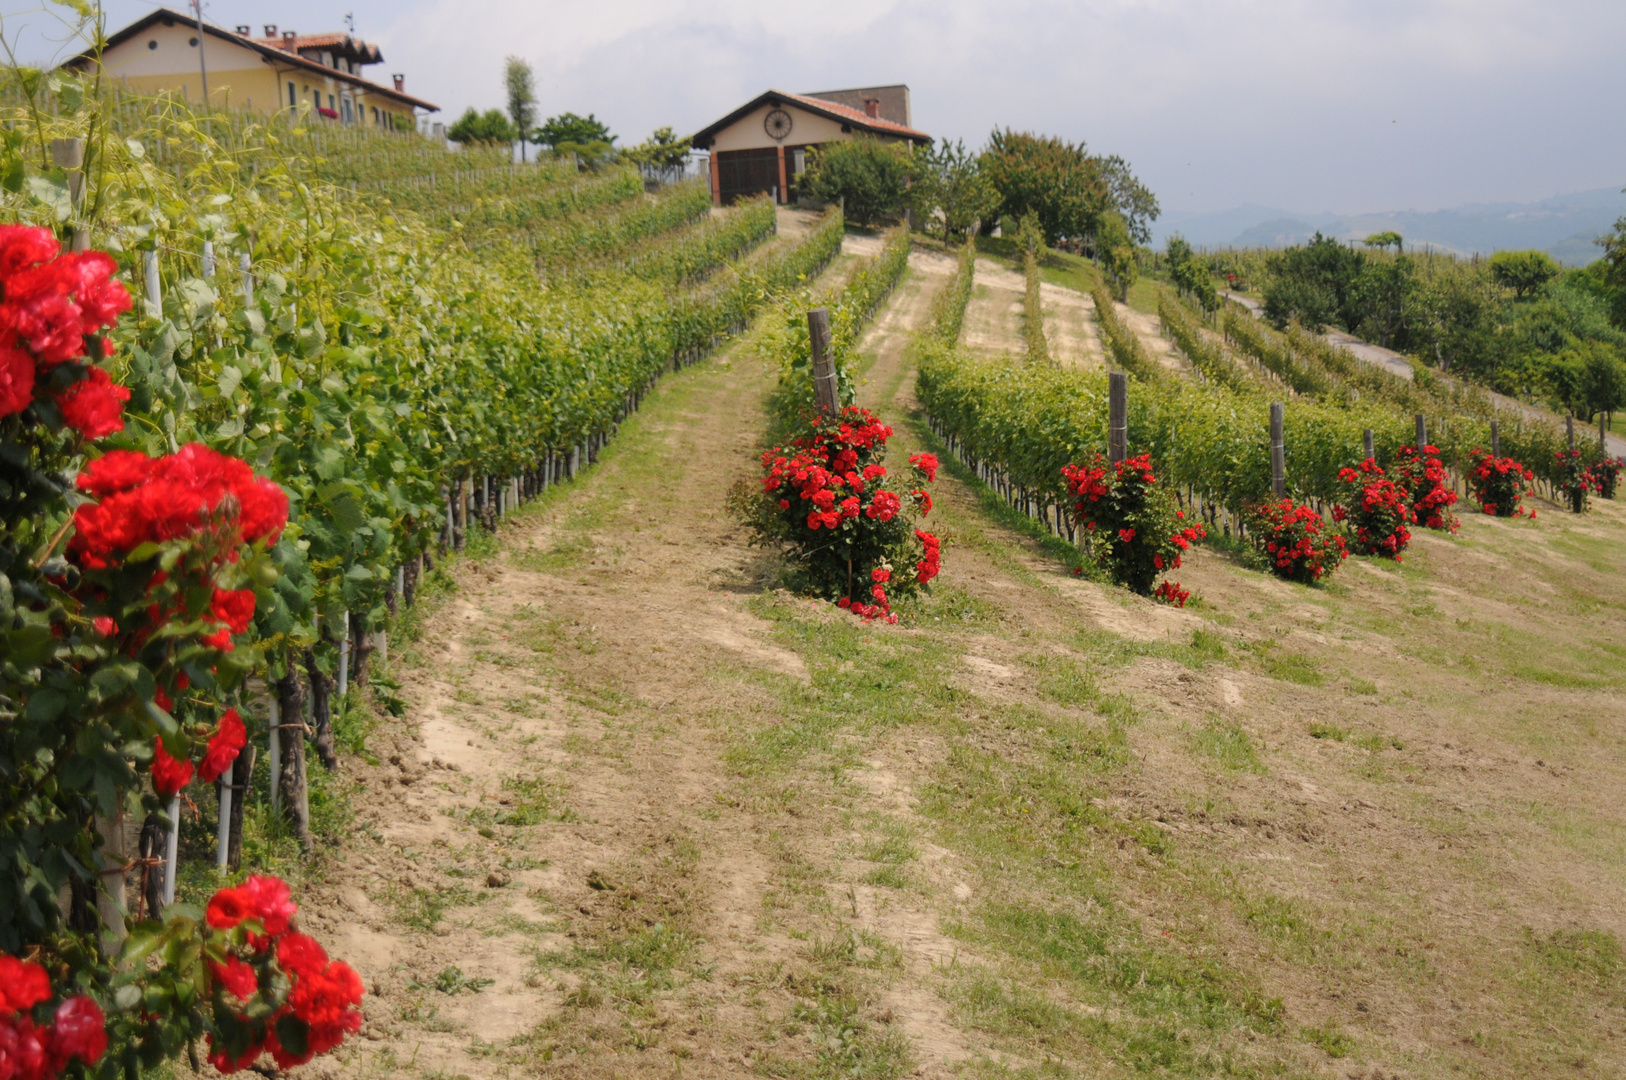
[959,257,1023,357]
[305,238,1626,1080]
[1041,281,1103,369]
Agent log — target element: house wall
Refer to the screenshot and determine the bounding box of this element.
[100,24,416,128]
[803,85,910,127]
[708,103,851,154]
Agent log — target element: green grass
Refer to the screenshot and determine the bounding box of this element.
[1192,717,1267,774]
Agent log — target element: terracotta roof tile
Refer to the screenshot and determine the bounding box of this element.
[781,92,929,140]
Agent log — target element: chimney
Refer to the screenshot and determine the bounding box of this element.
[392,74,405,91]
[263,24,277,37]
[235,24,250,34]
[283,30,297,41]
[864,98,880,119]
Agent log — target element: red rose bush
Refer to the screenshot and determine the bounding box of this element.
[1334,458,1412,560]
[1062,452,1205,605]
[750,407,939,621]
[1467,450,1536,518]
[1390,443,1458,533]
[1247,498,1347,583]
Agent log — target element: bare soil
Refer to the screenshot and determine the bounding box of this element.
[292,237,1626,1080]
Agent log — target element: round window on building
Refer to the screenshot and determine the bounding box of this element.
[147,40,157,49]
[189,37,198,46]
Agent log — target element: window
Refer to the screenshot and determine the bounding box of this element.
[147,39,157,50]
[328,93,335,110]
[341,97,352,123]
[288,81,296,107]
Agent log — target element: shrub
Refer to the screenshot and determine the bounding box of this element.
[802,138,910,226]
[750,406,938,620]
[1062,452,1204,604]
[1334,458,1412,559]
[1554,448,1595,513]
[1246,499,1348,583]
[1593,458,1622,499]
[1467,449,1536,517]
[1390,443,1459,532]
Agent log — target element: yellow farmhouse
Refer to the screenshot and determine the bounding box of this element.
[66,7,437,130]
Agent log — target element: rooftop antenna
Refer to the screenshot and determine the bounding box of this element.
[344,12,356,33]
[191,0,209,105]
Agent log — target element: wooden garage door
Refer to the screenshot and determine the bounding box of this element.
[715,148,779,205]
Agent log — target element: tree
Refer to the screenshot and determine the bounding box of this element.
[1489,249,1559,298]
[1097,210,1138,300]
[802,137,911,227]
[623,126,692,172]
[908,138,999,246]
[1097,154,1160,245]
[979,129,1109,246]
[1596,214,1626,327]
[1540,342,1625,421]
[1165,234,1217,313]
[1261,233,1366,332]
[504,56,537,162]
[446,107,515,145]
[536,111,615,148]
[1365,231,1404,253]
[535,111,617,168]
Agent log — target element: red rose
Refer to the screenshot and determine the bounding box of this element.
[151,738,194,798]
[199,708,247,784]
[0,339,33,417]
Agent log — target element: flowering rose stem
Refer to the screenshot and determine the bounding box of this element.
[163,796,180,907]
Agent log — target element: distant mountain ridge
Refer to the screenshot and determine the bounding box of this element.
[1154,187,1626,265]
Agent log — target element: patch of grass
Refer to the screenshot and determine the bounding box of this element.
[1262,651,1325,686]
[1302,1021,1354,1058]
[1310,722,1348,741]
[1528,927,1621,982]
[408,966,494,995]
[392,882,481,932]
[861,865,910,889]
[1192,717,1267,773]
[1347,676,1379,695]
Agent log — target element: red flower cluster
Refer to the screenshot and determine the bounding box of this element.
[915,529,941,586]
[151,737,194,798]
[1391,444,1459,533]
[1467,449,1535,518]
[1335,459,1412,560]
[1063,453,1203,600]
[1248,498,1347,583]
[755,406,938,612]
[1153,580,1191,607]
[203,876,364,1073]
[0,955,106,1080]
[198,708,248,785]
[0,225,132,436]
[1554,448,1599,513]
[1591,458,1621,500]
[71,444,288,570]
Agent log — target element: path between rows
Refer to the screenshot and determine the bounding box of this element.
[300,238,1013,1078]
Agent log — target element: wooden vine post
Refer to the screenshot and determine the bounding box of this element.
[809,307,839,415]
[1491,419,1500,458]
[1363,428,1375,460]
[1567,414,1576,451]
[1107,372,1127,464]
[1415,414,1427,450]
[1270,402,1285,500]
[49,138,88,252]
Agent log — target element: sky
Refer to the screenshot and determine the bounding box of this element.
[22,0,1626,216]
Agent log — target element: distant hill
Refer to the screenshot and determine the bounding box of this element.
[1155,187,1626,265]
